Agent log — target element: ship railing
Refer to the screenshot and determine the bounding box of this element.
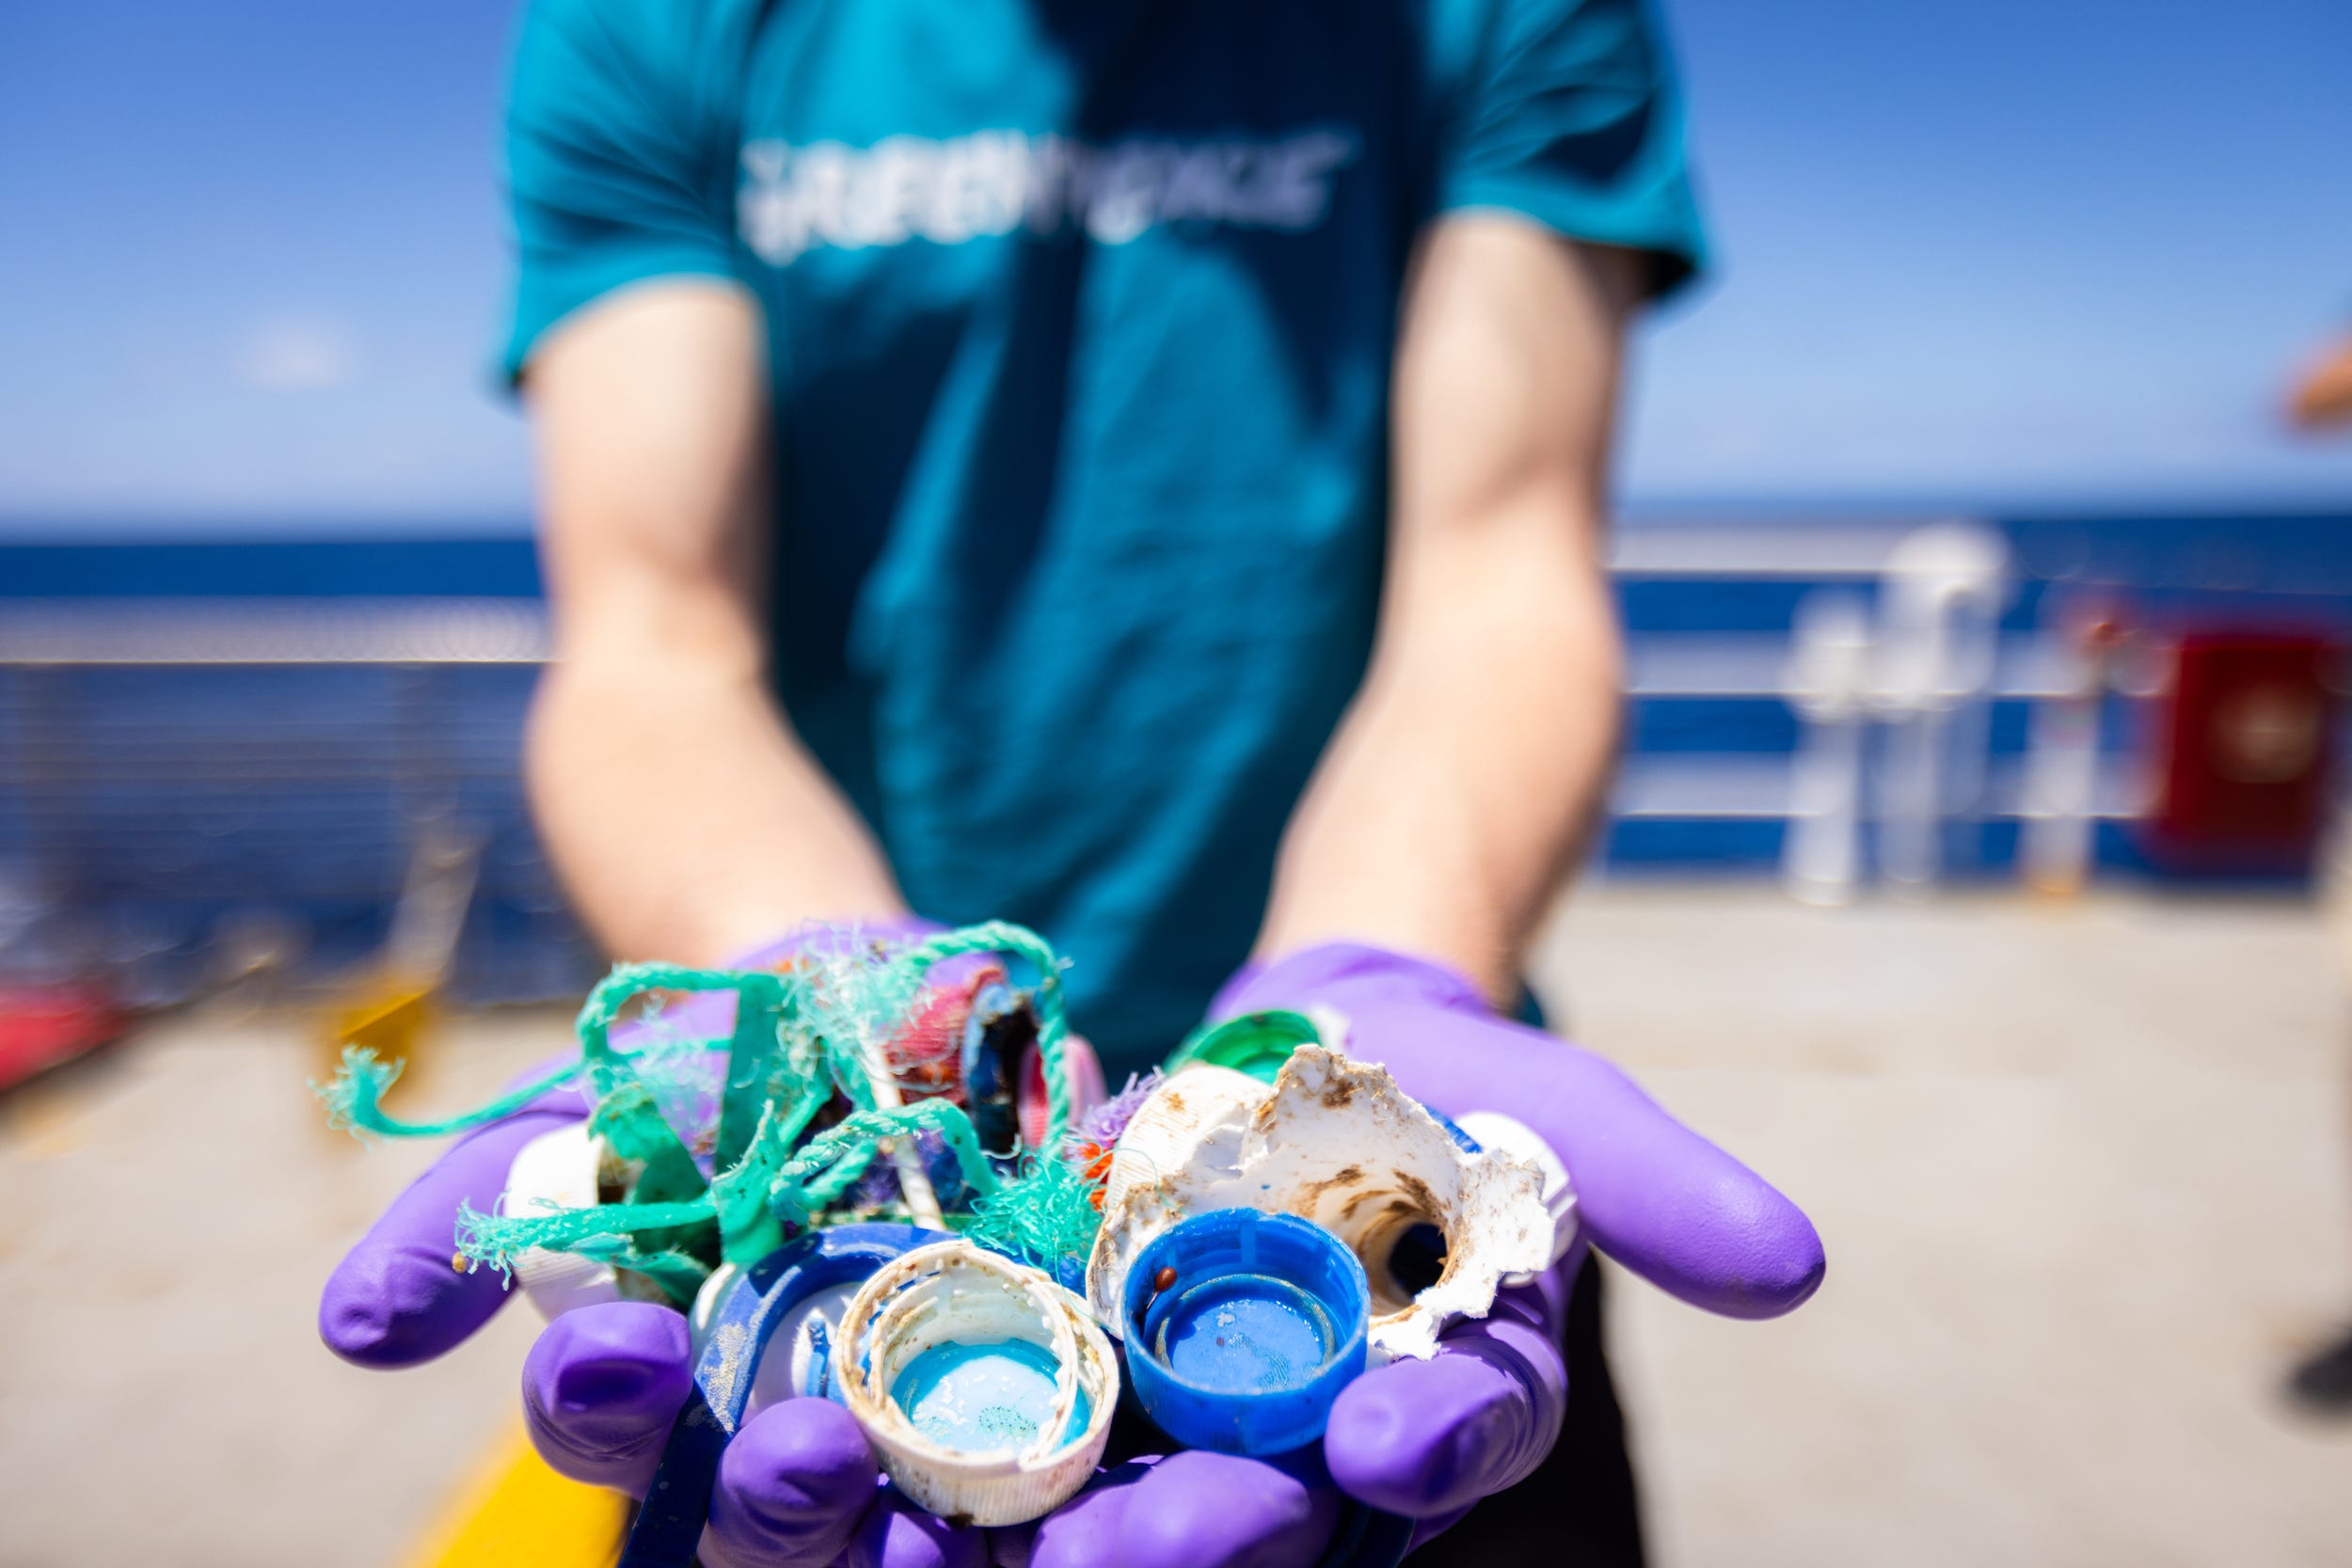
[1610,521,2151,902]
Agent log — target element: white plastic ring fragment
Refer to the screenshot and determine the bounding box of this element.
[832,1241,1116,1526]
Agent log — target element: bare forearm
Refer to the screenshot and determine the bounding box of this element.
[521,283,903,966]
[527,655,903,965]
[1256,220,1635,1002]
[1256,503,1620,1000]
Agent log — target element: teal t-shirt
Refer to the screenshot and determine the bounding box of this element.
[502,0,1703,1075]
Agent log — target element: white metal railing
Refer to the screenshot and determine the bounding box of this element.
[0,600,566,1002]
[0,599,548,666]
[0,550,2141,912]
[1609,520,2150,902]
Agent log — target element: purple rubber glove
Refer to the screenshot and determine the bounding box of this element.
[999,1278,1565,1568]
[1323,1270,1570,1529]
[1215,942,1826,1320]
[1023,1453,1343,1568]
[1175,941,1826,1552]
[869,939,1821,1568]
[1002,940,1825,1560]
[319,917,1024,1568]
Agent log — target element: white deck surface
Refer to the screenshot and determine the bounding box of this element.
[4,885,2350,1565]
[1534,887,2352,1568]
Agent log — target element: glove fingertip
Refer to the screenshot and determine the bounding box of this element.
[1025,1458,1155,1568]
[521,1304,694,1492]
[850,1490,987,1568]
[320,1107,581,1368]
[1116,1451,1339,1568]
[1661,1178,1827,1320]
[1325,1355,1528,1518]
[707,1398,882,1562]
[1743,1210,1828,1319]
[320,1241,504,1368]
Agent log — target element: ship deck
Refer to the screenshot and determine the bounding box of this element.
[6,884,2350,1565]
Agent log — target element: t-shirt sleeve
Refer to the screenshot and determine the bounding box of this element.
[1436,0,1706,300]
[499,0,739,382]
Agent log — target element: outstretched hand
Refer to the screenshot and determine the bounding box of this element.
[1073,941,1829,1565]
[320,922,1016,1568]
[322,939,1820,1568]
[1014,940,1824,1568]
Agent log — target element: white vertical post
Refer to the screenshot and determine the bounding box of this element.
[1783,592,1872,906]
[1872,524,2009,898]
[2019,603,2121,895]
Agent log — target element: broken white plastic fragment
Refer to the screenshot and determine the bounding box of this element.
[1453,1109,1580,1279]
[1086,1043,1555,1360]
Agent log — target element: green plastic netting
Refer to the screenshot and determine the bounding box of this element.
[317,920,1100,1299]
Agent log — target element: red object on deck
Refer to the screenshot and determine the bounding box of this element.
[0,983,127,1093]
[2145,630,2342,872]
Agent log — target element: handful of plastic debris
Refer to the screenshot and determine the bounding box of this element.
[319,924,1558,1557]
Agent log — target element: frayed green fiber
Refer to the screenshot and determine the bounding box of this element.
[782,1101,1001,1212]
[455,1196,718,1275]
[961,1153,1103,1275]
[453,1099,1000,1277]
[314,1045,578,1139]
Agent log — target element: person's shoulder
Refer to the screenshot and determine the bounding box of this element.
[511,0,768,121]
[1414,0,1665,103]
[1413,0,1603,87]
[514,0,765,75]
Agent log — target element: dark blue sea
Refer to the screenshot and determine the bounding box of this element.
[4,514,2350,1002]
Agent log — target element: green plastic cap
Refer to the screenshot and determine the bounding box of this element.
[1162,1010,1321,1084]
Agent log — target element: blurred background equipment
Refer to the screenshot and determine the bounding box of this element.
[0,575,592,1056]
[2145,630,2340,875]
[1609,513,2352,900]
[0,974,127,1094]
[315,812,484,1102]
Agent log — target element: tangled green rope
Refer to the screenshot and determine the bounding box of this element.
[318,920,1097,1296]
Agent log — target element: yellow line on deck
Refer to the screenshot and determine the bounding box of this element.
[399,1421,630,1568]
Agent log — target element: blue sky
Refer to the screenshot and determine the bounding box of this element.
[1,0,2348,534]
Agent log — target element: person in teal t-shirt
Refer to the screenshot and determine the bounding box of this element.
[500,0,1702,1076]
[322,4,1830,1564]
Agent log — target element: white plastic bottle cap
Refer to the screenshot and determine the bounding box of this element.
[832,1241,1116,1527]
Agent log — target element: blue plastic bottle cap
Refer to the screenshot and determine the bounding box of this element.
[1122,1208,1370,1456]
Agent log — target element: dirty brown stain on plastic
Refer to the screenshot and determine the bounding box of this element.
[1394,1171,1438,1218]
[1295,1164,1366,1211]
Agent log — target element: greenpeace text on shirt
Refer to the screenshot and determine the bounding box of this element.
[738,129,1357,263]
